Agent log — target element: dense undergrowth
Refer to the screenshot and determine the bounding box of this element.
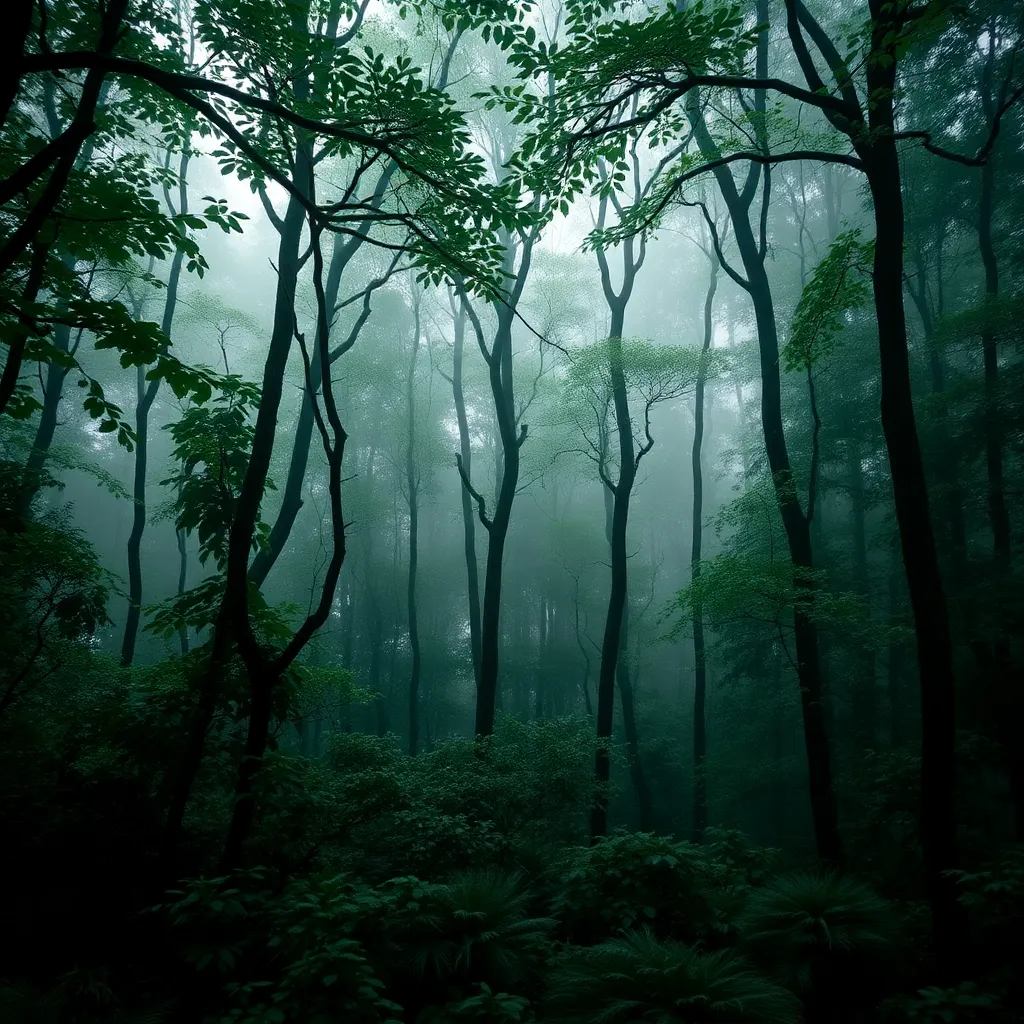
[0,648,1021,1024]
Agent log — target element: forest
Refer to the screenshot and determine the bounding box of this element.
[1,0,1023,1020]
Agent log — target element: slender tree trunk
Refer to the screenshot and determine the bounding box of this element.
[743,261,842,867]
[120,366,161,666]
[688,60,843,865]
[161,127,309,871]
[592,327,639,841]
[176,507,189,655]
[977,62,1011,574]
[691,243,719,843]
[248,231,349,588]
[452,301,483,683]
[406,315,422,756]
[120,151,189,667]
[21,328,71,502]
[536,594,547,720]
[616,602,653,831]
[849,442,876,749]
[467,228,535,737]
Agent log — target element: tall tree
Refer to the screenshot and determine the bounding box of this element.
[690,213,722,844]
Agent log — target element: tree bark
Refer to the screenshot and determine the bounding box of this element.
[451,298,483,684]
[0,0,31,132]
[977,42,1011,573]
[463,229,536,738]
[0,0,126,285]
[691,240,719,843]
[591,335,635,841]
[121,162,189,666]
[685,3,843,864]
[856,3,959,961]
[406,305,422,755]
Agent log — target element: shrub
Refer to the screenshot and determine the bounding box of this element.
[739,871,900,1015]
[544,929,802,1024]
[551,832,729,945]
[398,868,555,992]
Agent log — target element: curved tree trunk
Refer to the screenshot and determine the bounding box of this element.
[687,103,843,868]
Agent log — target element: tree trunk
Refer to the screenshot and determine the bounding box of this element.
[977,57,1011,574]
[691,242,718,843]
[452,301,483,684]
[742,256,842,867]
[162,123,309,871]
[592,329,637,841]
[0,0,126,287]
[858,31,959,958]
[849,441,876,750]
[121,197,188,666]
[176,507,189,655]
[470,229,535,737]
[406,313,422,756]
[0,1,31,132]
[688,76,843,867]
[616,602,653,831]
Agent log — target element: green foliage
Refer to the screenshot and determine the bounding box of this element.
[398,868,555,989]
[544,929,802,1024]
[161,379,268,569]
[418,983,531,1024]
[159,869,402,1024]
[888,982,1005,1023]
[783,229,875,372]
[739,872,899,992]
[0,499,116,716]
[324,719,594,881]
[552,832,734,945]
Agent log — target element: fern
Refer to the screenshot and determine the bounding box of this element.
[544,929,801,1024]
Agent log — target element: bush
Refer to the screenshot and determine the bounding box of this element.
[395,868,554,1005]
[544,929,802,1024]
[740,872,901,1014]
[551,832,732,945]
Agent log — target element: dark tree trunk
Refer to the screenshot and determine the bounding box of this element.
[466,229,536,738]
[857,12,959,960]
[720,206,842,867]
[176,507,189,655]
[977,49,1011,573]
[120,367,161,667]
[0,1,31,132]
[536,594,547,720]
[0,0,126,287]
[452,300,483,684]
[406,314,422,756]
[120,147,189,666]
[687,13,843,863]
[849,442,876,749]
[21,327,71,503]
[691,242,719,843]
[616,602,653,832]
[248,230,347,588]
[161,127,309,870]
[474,327,519,737]
[591,335,635,841]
